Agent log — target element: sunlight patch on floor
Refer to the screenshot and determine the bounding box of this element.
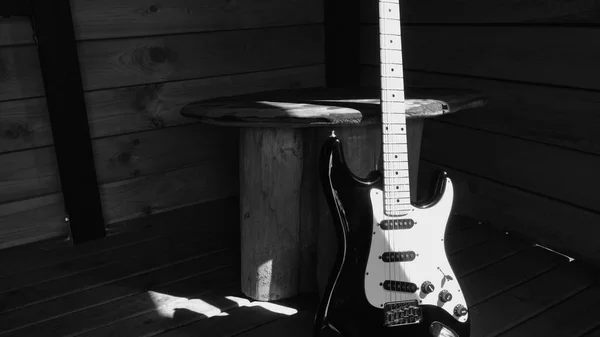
[147,292,298,320]
[226,296,298,316]
[147,291,231,319]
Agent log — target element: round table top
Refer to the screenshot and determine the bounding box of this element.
[180,87,487,128]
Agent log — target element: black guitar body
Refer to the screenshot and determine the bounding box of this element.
[313,135,470,337]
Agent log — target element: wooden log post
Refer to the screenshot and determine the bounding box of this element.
[240,128,303,301]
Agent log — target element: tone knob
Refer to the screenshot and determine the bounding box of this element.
[421,281,435,294]
[439,290,453,303]
[454,304,468,316]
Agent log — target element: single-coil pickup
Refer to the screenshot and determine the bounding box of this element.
[382,280,418,293]
[381,251,416,262]
[380,218,414,230]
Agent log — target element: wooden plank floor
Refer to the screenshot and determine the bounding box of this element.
[0,206,599,337]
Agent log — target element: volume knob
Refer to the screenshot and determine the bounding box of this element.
[421,281,435,294]
[454,304,468,316]
[439,290,452,303]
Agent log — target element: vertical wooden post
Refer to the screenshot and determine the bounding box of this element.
[240,128,302,301]
[31,0,106,243]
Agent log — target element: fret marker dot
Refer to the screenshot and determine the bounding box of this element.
[394,155,398,158]
[396,186,399,189]
[391,68,394,72]
[395,172,398,175]
[392,94,395,97]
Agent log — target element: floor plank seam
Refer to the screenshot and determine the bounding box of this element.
[0,228,225,290]
[0,261,234,336]
[577,323,600,337]
[447,236,494,256]
[469,261,566,308]
[485,284,594,337]
[457,245,530,279]
[0,247,231,315]
[0,262,122,295]
[66,280,239,337]
[229,309,314,337]
[0,227,215,280]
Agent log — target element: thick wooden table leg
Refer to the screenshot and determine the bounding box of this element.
[240,127,303,301]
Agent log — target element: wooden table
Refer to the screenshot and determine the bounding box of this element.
[180,86,487,301]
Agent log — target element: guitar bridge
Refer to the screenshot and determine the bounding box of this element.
[383,300,422,327]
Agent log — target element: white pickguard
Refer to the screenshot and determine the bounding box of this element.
[364,178,468,323]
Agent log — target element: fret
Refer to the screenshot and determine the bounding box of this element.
[381,77,404,91]
[380,49,403,66]
[384,177,410,187]
[383,144,407,154]
[384,204,413,214]
[379,2,400,21]
[382,112,406,123]
[381,90,404,102]
[379,18,401,36]
[381,63,403,78]
[385,190,411,198]
[385,185,410,192]
[383,124,406,134]
[383,161,409,170]
[384,176,410,184]
[384,169,410,178]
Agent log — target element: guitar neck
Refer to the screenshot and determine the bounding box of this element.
[379,0,410,216]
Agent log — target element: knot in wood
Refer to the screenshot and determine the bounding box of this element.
[149,47,168,63]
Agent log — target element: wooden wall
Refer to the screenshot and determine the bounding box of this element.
[0,0,325,249]
[361,1,600,266]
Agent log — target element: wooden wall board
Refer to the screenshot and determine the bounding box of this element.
[496,285,600,337]
[421,120,600,214]
[360,25,600,90]
[469,261,595,337]
[99,158,238,224]
[0,0,324,46]
[0,195,67,250]
[0,158,238,249]
[0,197,237,278]
[0,123,236,204]
[359,0,600,24]
[0,65,325,153]
[0,25,324,101]
[420,161,600,267]
[399,70,600,156]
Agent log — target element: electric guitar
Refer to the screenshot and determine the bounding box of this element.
[313,1,470,336]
